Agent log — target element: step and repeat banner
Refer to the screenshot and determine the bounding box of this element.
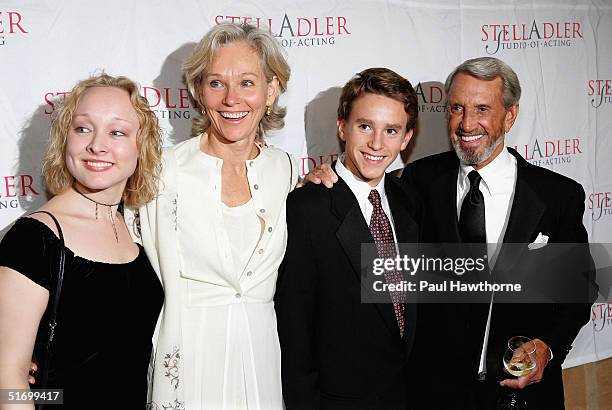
[1,0,611,368]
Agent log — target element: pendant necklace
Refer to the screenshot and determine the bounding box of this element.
[74,186,122,243]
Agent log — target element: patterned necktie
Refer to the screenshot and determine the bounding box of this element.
[459,170,486,243]
[368,189,405,337]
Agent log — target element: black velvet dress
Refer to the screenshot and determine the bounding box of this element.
[0,218,164,409]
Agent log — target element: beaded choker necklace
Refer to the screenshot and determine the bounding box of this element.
[73,187,121,243]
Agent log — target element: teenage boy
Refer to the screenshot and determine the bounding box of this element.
[275,67,422,410]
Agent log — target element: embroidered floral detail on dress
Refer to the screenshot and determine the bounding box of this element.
[148,401,185,410]
[171,197,178,231]
[163,345,180,389]
[132,209,142,239]
[162,400,185,410]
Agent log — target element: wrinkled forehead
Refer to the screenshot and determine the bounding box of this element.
[205,41,265,77]
[447,74,504,105]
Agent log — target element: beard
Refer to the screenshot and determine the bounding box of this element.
[451,132,504,165]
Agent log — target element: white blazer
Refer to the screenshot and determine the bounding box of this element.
[128,134,297,409]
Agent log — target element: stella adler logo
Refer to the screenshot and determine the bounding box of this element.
[588,79,612,108]
[513,137,583,167]
[0,11,28,46]
[44,86,194,120]
[0,175,39,210]
[214,14,350,48]
[589,191,612,221]
[592,302,612,332]
[415,83,446,113]
[143,86,194,120]
[481,19,582,55]
[299,154,339,176]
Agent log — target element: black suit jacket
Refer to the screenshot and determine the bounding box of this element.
[402,147,595,410]
[276,171,422,410]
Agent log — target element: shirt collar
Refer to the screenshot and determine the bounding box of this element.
[336,154,387,205]
[458,146,514,195]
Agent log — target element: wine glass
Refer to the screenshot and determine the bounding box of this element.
[497,336,537,410]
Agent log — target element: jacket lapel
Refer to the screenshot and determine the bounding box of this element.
[502,149,546,244]
[331,178,373,281]
[495,149,546,275]
[331,171,402,340]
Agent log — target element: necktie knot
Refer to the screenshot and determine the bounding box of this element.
[460,170,486,243]
[368,189,382,208]
[467,170,482,188]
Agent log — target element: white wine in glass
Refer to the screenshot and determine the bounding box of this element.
[498,336,537,410]
[505,357,536,377]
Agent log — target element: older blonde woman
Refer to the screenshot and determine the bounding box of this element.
[137,23,296,409]
[0,74,163,409]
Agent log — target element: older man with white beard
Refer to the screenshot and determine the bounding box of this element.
[400,57,593,409]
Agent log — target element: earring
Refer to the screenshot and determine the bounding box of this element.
[266,105,272,116]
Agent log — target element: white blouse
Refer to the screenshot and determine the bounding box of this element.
[222,199,263,277]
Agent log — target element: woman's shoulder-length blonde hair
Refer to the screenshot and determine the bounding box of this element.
[42,73,162,208]
[183,22,291,138]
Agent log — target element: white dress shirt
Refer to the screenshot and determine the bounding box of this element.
[336,156,398,242]
[456,147,517,264]
[456,147,518,376]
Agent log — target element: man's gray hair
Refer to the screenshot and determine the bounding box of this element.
[445,57,521,109]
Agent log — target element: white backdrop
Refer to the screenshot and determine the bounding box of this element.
[1,0,611,368]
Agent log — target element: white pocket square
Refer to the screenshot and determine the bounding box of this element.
[528,233,549,250]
